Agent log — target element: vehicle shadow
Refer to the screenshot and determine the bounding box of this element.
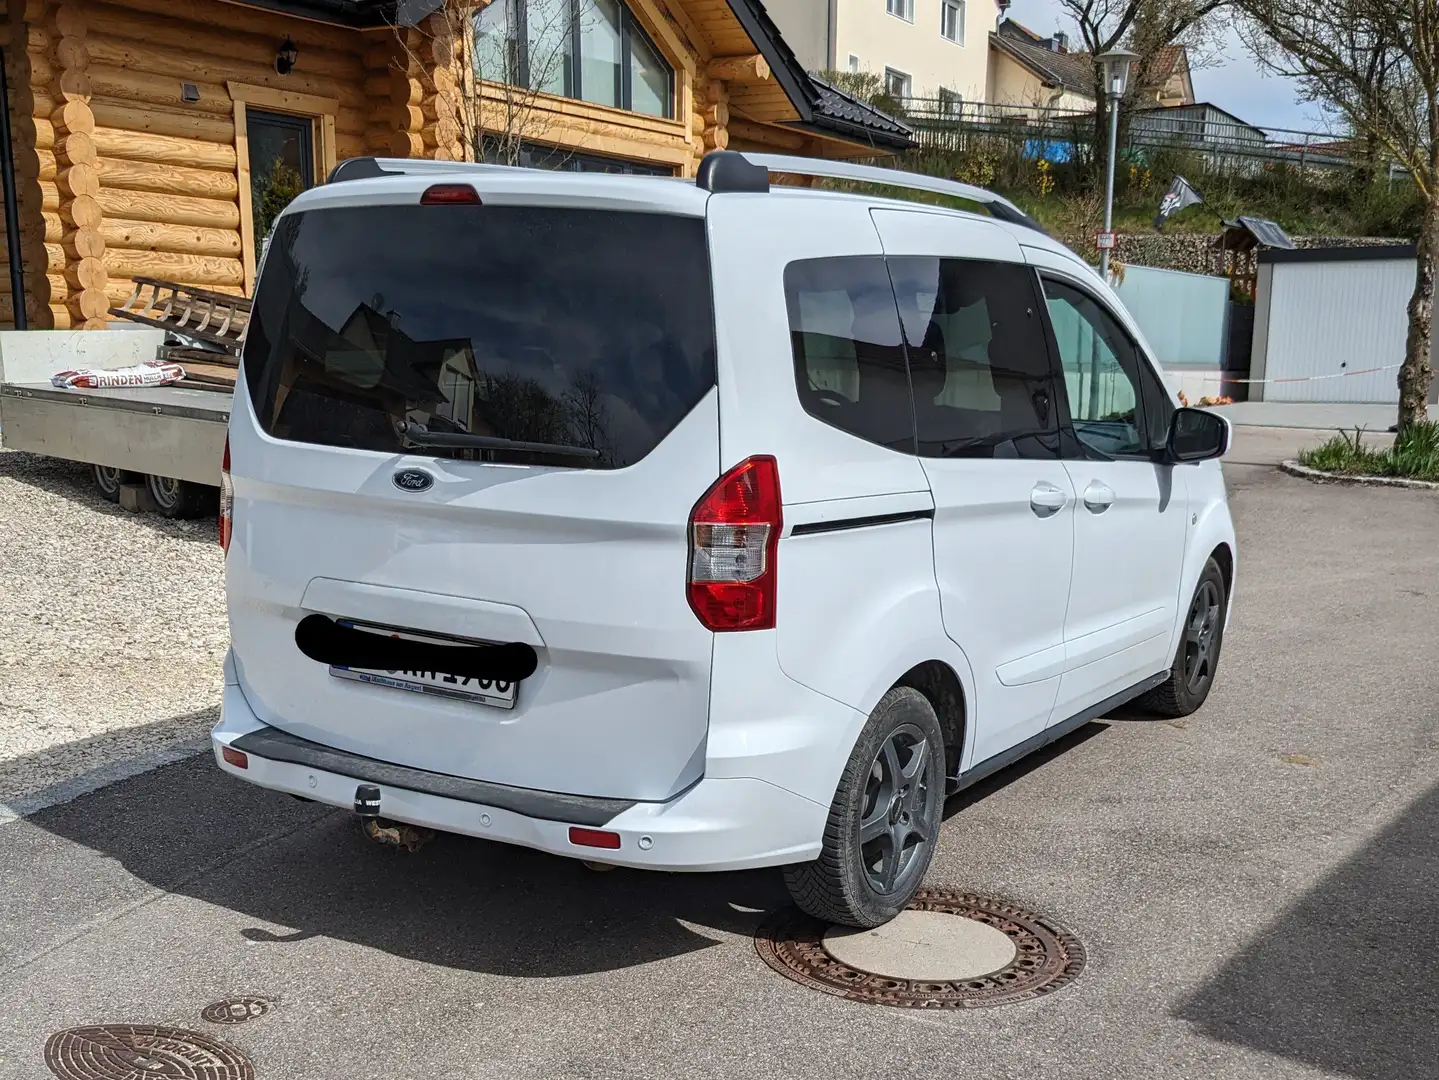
[19,712,1115,979]
[943,720,1109,819]
[1175,780,1439,1080]
[0,449,217,543]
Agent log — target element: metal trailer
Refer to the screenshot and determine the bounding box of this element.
[0,380,230,517]
[0,279,246,518]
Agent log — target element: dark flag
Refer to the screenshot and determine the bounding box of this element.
[1154,175,1205,231]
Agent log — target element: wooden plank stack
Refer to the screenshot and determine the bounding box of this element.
[108,274,250,392]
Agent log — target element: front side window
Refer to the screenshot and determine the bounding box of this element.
[473,0,674,119]
[784,257,915,453]
[1042,278,1169,457]
[888,257,1058,458]
[244,206,715,469]
[941,0,965,43]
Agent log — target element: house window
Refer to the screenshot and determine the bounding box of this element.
[848,53,861,74]
[937,88,962,118]
[884,67,912,103]
[474,0,674,119]
[886,0,914,22]
[941,0,965,44]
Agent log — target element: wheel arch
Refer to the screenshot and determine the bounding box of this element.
[895,660,967,779]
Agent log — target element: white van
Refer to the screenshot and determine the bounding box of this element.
[214,152,1235,928]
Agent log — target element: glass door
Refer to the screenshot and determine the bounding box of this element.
[247,109,315,244]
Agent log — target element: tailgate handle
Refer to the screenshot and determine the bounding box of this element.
[294,615,538,682]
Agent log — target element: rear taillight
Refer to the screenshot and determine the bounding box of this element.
[687,456,781,632]
[219,435,233,553]
[420,183,481,205]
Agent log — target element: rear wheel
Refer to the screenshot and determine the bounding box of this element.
[1136,558,1228,718]
[145,473,216,519]
[784,686,945,929]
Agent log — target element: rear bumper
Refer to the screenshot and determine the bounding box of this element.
[212,679,827,872]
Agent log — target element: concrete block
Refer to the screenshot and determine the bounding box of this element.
[117,482,156,514]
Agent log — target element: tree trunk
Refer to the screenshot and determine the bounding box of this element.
[1397,194,1438,431]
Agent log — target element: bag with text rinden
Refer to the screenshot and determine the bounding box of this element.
[50,360,185,390]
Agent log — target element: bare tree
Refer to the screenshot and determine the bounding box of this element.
[1055,0,1231,164]
[1239,0,1433,429]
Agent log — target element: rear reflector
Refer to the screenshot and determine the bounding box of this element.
[221,746,248,770]
[218,435,233,553]
[568,827,621,850]
[420,183,482,205]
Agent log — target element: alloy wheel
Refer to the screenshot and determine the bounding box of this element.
[1183,579,1222,695]
[859,723,936,897]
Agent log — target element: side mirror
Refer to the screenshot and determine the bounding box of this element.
[1167,407,1230,463]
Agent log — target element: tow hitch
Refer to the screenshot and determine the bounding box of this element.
[353,784,435,852]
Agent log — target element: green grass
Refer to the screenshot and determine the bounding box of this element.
[1297,422,1439,482]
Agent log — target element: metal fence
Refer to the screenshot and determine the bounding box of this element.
[900,98,1394,178]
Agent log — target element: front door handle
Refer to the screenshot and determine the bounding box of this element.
[1083,481,1116,513]
[1030,482,1069,516]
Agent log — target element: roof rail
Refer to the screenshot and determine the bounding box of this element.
[733,153,1049,235]
[327,156,496,184]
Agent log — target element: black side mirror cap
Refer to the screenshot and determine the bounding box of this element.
[1167,407,1230,463]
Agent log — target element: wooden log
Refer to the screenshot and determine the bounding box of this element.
[65,256,106,291]
[54,130,95,166]
[30,149,56,181]
[691,112,705,137]
[86,64,231,115]
[26,24,51,53]
[705,81,726,105]
[104,249,244,288]
[84,39,367,111]
[90,127,236,171]
[707,55,769,83]
[55,67,93,103]
[84,6,366,82]
[49,306,73,330]
[29,53,54,87]
[704,102,729,127]
[95,157,239,200]
[34,117,55,151]
[388,130,425,157]
[53,5,87,40]
[103,218,242,258]
[62,227,105,259]
[55,36,89,72]
[44,212,64,243]
[68,287,109,321]
[390,103,425,132]
[89,101,234,144]
[40,181,60,213]
[423,89,458,125]
[335,133,367,160]
[51,100,94,135]
[57,160,99,199]
[0,245,49,272]
[728,118,804,151]
[95,188,240,230]
[421,117,458,149]
[703,124,728,151]
[64,193,101,229]
[426,66,458,99]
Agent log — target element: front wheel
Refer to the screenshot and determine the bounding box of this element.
[1136,557,1228,718]
[784,686,946,928]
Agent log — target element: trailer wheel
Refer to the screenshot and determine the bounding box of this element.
[145,473,216,519]
[92,465,132,503]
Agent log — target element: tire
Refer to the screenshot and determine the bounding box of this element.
[145,473,216,520]
[93,465,128,503]
[784,686,946,929]
[1136,557,1228,718]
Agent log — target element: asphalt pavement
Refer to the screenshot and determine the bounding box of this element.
[1,449,1437,1080]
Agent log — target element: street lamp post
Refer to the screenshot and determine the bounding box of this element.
[1095,49,1138,283]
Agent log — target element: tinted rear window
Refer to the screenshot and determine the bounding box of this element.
[243,204,716,468]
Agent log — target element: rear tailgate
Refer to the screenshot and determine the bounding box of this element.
[226,185,719,802]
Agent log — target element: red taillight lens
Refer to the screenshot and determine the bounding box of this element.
[568,827,621,850]
[420,183,481,205]
[222,746,248,770]
[687,456,781,632]
[218,435,233,553]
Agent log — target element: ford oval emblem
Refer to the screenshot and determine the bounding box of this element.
[392,468,434,493]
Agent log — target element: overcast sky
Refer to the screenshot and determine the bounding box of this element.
[1002,0,1333,133]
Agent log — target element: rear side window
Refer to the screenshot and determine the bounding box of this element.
[243,205,716,468]
[886,257,1058,459]
[784,257,916,453]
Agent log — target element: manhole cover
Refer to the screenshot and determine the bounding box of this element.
[201,998,273,1025]
[755,888,1085,1008]
[44,1024,254,1080]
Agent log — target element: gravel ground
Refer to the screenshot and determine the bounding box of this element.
[0,450,226,806]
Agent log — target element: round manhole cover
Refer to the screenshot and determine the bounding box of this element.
[44,1025,254,1080]
[201,998,273,1025]
[755,888,1085,1008]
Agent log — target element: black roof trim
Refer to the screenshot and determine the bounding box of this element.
[228,0,442,28]
[724,0,816,123]
[1259,244,1416,265]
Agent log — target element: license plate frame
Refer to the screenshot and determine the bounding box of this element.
[327,620,519,710]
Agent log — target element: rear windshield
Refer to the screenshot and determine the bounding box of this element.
[243,204,716,469]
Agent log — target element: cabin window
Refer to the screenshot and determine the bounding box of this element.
[474,0,675,119]
[247,110,315,243]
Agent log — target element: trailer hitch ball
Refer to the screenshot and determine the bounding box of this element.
[354,784,381,818]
